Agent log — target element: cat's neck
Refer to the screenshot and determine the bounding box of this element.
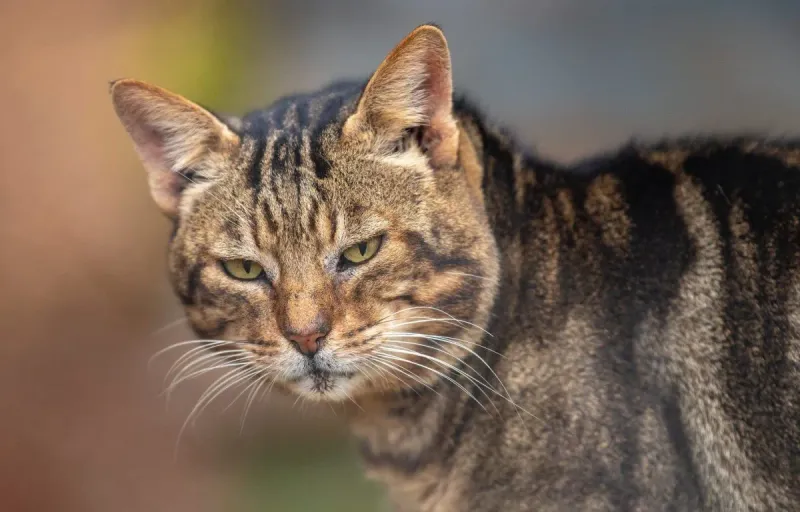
[457,102,602,344]
[348,104,597,473]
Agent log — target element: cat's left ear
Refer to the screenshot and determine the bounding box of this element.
[344,24,458,168]
[110,79,240,218]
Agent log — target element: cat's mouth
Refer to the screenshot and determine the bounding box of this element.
[286,367,356,383]
[284,359,358,398]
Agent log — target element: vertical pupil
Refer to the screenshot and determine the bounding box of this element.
[358,242,368,256]
[242,260,252,273]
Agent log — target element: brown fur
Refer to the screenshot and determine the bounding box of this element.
[111,25,800,511]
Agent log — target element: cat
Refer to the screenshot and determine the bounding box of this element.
[110,24,800,511]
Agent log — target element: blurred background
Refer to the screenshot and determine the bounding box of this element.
[1,0,800,510]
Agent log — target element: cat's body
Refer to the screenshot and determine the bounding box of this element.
[111,25,800,511]
[354,119,800,511]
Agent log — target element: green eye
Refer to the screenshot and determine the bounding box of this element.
[222,259,264,280]
[341,237,382,265]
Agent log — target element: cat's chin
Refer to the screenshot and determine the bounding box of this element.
[286,371,363,402]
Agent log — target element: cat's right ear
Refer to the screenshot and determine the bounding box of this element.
[109,79,240,218]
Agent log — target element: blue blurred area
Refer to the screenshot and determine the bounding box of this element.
[242,0,800,160]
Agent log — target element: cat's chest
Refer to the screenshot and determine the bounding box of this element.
[350,403,470,511]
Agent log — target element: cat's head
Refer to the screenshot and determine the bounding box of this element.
[111,25,499,402]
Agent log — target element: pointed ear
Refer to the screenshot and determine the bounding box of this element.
[344,25,458,167]
[109,79,240,218]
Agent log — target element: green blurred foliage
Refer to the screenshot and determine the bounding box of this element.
[237,438,388,512]
[130,0,261,111]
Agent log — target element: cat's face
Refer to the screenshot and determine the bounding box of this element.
[111,25,499,401]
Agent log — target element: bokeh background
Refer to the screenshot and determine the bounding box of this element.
[2,1,800,510]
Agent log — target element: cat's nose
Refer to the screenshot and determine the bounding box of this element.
[285,323,330,357]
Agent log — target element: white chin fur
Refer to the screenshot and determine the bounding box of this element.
[291,374,361,402]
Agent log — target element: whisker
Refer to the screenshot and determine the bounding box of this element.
[188,366,262,428]
[382,324,505,358]
[148,339,230,368]
[148,317,189,337]
[164,346,245,384]
[384,331,508,382]
[378,346,500,414]
[378,338,494,389]
[167,349,250,389]
[381,337,543,424]
[373,353,486,413]
[174,367,246,459]
[220,364,274,414]
[360,359,392,388]
[240,373,269,434]
[369,358,433,397]
[378,306,494,338]
[444,270,493,282]
[341,389,364,412]
[165,357,253,402]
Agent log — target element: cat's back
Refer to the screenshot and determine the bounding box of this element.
[479,135,800,511]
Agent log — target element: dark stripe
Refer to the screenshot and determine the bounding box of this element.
[404,231,479,272]
[663,390,704,508]
[194,319,231,339]
[248,137,266,196]
[306,195,319,235]
[180,263,203,306]
[309,95,345,179]
[295,99,309,127]
[270,133,288,173]
[357,440,428,475]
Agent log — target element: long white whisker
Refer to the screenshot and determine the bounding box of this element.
[221,360,278,417]
[239,373,268,434]
[163,345,241,384]
[340,388,364,412]
[379,306,493,338]
[373,353,485,412]
[381,336,543,424]
[444,270,493,281]
[148,317,189,337]
[148,339,230,368]
[360,360,391,388]
[165,358,253,403]
[384,331,509,388]
[166,356,251,394]
[378,346,500,414]
[379,339,494,389]
[188,366,262,428]
[385,332,521,417]
[174,367,245,459]
[370,358,435,397]
[164,347,248,380]
[168,349,249,386]
[382,324,506,358]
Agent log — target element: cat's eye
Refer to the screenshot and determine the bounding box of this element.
[222,259,264,280]
[341,237,382,265]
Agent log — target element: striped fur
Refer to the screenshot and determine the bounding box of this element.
[112,25,800,512]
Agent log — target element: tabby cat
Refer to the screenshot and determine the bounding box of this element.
[110,25,800,511]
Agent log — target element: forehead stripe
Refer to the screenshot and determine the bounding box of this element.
[247,137,267,196]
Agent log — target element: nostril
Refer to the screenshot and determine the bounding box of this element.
[287,331,326,357]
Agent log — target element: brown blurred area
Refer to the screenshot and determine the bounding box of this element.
[1,0,799,510]
[0,1,332,511]
[1,1,224,511]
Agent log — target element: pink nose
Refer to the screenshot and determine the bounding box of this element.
[286,328,329,357]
